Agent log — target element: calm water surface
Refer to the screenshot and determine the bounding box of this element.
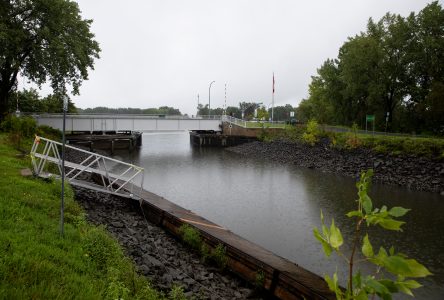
[115,132,444,299]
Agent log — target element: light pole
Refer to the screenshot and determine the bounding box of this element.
[208,81,215,118]
[60,93,68,236]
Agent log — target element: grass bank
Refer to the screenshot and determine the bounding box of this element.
[0,133,173,299]
[258,123,444,159]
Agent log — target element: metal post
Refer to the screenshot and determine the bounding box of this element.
[60,94,68,236]
[209,80,215,118]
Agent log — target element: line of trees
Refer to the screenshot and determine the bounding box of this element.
[296,1,444,135]
[78,106,181,115]
[197,102,296,121]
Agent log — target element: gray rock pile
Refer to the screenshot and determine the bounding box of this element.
[74,187,257,299]
[227,139,444,194]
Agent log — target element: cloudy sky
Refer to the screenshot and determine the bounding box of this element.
[55,0,435,115]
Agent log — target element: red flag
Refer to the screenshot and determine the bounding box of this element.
[273,73,275,94]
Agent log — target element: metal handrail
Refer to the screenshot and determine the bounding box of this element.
[30,135,144,199]
[222,115,285,128]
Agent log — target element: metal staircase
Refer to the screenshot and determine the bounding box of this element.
[30,136,144,199]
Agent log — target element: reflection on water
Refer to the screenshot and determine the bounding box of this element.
[115,132,444,299]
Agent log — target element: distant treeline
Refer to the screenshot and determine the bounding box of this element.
[197,102,296,121]
[296,1,444,135]
[77,106,181,115]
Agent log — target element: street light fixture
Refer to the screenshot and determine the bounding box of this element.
[208,81,215,118]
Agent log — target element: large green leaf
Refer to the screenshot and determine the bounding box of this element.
[383,255,432,277]
[313,228,332,257]
[395,280,422,296]
[359,191,373,214]
[388,206,410,217]
[346,210,362,218]
[329,219,343,249]
[362,234,374,257]
[378,218,405,231]
[324,273,343,299]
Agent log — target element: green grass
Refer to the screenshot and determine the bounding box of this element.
[0,133,166,299]
[329,131,444,158]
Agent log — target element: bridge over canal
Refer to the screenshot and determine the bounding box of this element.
[33,114,223,132]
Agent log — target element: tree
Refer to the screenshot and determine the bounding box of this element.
[256,106,269,120]
[0,0,100,120]
[297,1,444,134]
[226,106,241,118]
[41,93,77,113]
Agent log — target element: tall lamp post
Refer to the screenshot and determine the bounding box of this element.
[208,81,215,118]
[60,94,68,236]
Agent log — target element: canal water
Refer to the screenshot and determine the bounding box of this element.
[116,132,444,299]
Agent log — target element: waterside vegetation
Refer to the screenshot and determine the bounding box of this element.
[258,121,444,160]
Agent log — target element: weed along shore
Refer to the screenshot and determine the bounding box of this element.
[227,138,444,195]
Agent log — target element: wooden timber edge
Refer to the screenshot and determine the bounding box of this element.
[137,194,337,299]
[90,175,335,299]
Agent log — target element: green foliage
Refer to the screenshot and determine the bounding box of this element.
[297,1,444,135]
[0,115,37,149]
[0,0,100,118]
[179,224,202,250]
[257,129,275,143]
[254,270,266,288]
[211,243,228,270]
[179,224,228,270]
[168,285,187,300]
[7,89,78,114]
[344,123,362,149]
[327,130,444,159]
[314,169,431,299]
[200,243,211,263]
[302,119,320,145]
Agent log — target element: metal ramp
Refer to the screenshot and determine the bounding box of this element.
[30,136,144,199]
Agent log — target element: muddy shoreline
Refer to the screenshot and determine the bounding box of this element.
[226,139,444,195]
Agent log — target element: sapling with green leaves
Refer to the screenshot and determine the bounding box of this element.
[314,169,431,299]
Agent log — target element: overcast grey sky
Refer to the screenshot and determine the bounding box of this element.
[58,0,436,115]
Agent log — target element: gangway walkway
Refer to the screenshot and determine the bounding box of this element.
[30,136,144,199]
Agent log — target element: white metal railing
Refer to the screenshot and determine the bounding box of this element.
[221,115,286,128]
[30,136,144,199]
[222,115,247,127]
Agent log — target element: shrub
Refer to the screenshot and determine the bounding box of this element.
[302,119,319,146]
[344,123,362,149]
[200,243,211,263]
[211,243,228,270]
[254,270,265,288]
[179,224,202,250]
[0,115,37,149]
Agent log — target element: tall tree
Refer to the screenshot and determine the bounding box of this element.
[0,0,100,119]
